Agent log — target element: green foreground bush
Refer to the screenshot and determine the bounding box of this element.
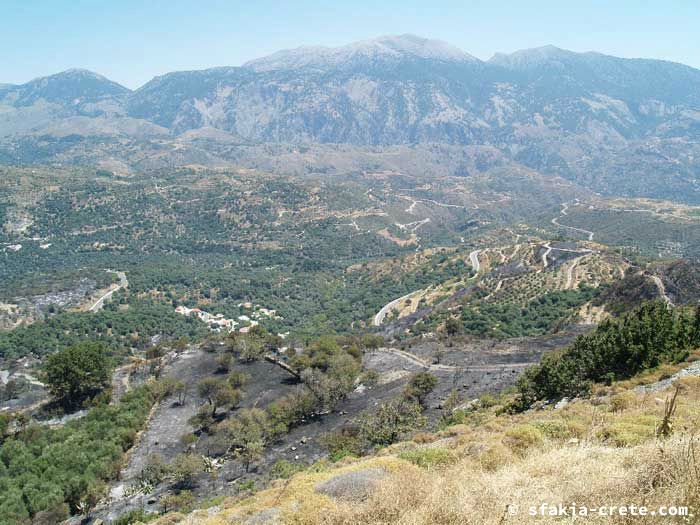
[513,302,700,410]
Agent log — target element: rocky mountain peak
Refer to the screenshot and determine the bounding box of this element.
[489,45,580,69]
[243,34,480,72]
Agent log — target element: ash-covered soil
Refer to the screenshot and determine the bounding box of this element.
[91,331,574,522]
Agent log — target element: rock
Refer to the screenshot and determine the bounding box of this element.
[567,438,580,446]
[315,467,387,503]
[291,446,297,451]
[635,361,700,393]
[554,397,570,409]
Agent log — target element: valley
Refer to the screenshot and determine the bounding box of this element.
[2,160,699,523]
[1,31,700,525]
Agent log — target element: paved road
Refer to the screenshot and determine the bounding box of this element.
[373,249,481,326]
[89,270,128,312]
[372,291,418,326]
[542,243,593,271]
[469,249,481,274]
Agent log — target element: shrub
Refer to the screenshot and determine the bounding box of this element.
[215,353,233,373]
[114,508,158,525]
[160,490,195,513]
[404,372,438,406]
[503,424,544,455]
[139,454,169,486]
[169,454,205,489]
[610,391,636,413]
[0,385,155,518]
[321,426,364,461]
[398,447,457,469]
[532,419,571,439]
[358,397,426,448]
[412,432,438,444]
[359,369,380,387]
[269,460,305,479]
[513,302,694,410]
[597,423,650,447]
[478,443,514,472]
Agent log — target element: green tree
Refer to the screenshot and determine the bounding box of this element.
[444,317,463,337]
[219,408,270,472]
[404,372,438,406]
[196,377,241,417]
[358,397,426,447]
[169,454,205,489]
[43,342,111,407]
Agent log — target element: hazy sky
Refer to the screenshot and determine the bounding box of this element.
[2,0,699,89]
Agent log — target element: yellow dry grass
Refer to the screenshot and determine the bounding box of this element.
[152,374,700,525]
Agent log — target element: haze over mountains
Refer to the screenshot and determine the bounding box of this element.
[1,34,699,202]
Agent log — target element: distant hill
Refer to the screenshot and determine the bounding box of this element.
[1,35,700,202]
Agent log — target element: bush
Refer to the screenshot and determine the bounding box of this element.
[138,454,169,486]
[478,443,514,472]
[610,392,636,413]
[358,397,426,448]
[160,490,195,513]
[398,447,457,469]
[215,353,233,373]
[169,454,205,489]
[531,419,571,439]
[269,460,305,479]
[513,302,695,410]
[359,369,380,387]
[321,426,364,461]
[114,508,158,525]
[404,372,438,406]
[503,424,544,455]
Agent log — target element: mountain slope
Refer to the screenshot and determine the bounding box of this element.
[3,37,700,145]
[3,69,130,106]
[1,36,700,202]
[121,37,700,144]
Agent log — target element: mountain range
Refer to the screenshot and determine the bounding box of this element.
[1,34,699,202]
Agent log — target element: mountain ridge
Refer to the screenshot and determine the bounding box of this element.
[1,35,700,205]
[5,35,700,95]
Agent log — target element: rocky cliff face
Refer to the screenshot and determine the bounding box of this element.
[1,35,700,202]
[3,35,700,145]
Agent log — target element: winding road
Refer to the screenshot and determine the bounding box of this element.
[469,249,481,274]
[541,244,554,269]
[372,291,418,327]
[372,249,482,327]
[89,270,128,312]
[551,202,595,241]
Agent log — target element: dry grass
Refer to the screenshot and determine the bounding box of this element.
[152,375,700,525]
